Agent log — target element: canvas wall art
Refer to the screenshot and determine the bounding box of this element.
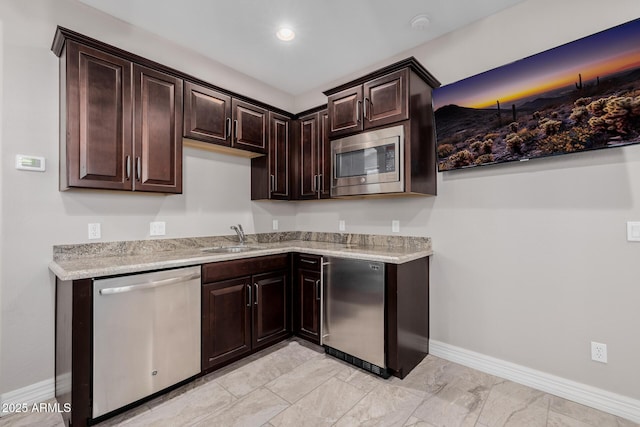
[433,18,640,171]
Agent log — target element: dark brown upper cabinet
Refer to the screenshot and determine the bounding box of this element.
[327,86,363,137]
[269,113,290,198]
[54,29,183,194]
[292,108,330,200]
[184,82,268,155]
[251,112,291,200]
[364,69,409,128]
[232,99,267,154]
[326,58,439,139]
[60,41,133,191]
[328,69,408,139]
[133,65,183,193]
[318,110,331,199]
[183,82,232,146]
[297,112,319,199]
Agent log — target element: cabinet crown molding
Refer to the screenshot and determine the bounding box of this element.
[323,57,441,96]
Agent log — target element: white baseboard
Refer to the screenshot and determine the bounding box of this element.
[429,340,640,423]
[0,378,55,417]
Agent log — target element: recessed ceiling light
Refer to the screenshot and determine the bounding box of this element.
[410,15,430,30]
[276,27,295,42]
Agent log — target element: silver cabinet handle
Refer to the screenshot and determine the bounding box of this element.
[270,174,275,192]
[247,284,252,307]
[315,279,321,300]
[356,100,362,123]
[301,259,317,265]
[312,174,316,192]
[225,117,232,139]
[364,97,370,121]
[125,156,131,180]
[136,157,141,181]
[99,273,201,295]
[234,119,239,141]
[316,175,322,194]
[254,283,258,305]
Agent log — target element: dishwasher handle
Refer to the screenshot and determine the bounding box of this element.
[99,273,201,295]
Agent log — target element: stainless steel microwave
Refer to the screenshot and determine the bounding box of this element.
[331,125,404,197]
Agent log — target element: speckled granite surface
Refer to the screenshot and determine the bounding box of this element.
[50,232,432,281]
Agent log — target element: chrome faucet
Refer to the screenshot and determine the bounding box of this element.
[230,224,246,244]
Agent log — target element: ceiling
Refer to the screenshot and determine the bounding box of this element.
[77,0,525,95]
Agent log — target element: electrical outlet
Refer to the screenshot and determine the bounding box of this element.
[88,223,101,240]
[150,221,166,236]
[392,220,400,233]
[272,219,279,231]
[339,220,346,231]
[591,341,608,363]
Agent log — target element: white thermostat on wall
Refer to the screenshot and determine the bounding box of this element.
[15,154,45,172]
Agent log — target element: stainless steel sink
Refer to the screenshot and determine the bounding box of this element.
[200,245,259,254]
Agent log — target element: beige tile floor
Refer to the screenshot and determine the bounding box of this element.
[1,338,637,427]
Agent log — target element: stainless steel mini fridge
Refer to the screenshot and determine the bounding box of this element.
[322,257,388,377]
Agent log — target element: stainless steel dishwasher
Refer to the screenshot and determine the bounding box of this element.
[92,266,201,418]
[322,257,389,377]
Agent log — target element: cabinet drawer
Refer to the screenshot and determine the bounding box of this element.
[202,254,289,283]
[296,253,322,271]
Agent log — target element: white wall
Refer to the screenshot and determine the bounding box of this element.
[0,0,296,394]
[295,0,640,400]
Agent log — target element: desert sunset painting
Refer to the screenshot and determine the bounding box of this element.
[433,18,640,171]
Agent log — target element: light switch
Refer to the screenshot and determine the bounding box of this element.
[339,220,346,231]
[16,154,46,172]
[272,219,279,230]
[150,221,166,236]
[627,221,640,241]
[392,220,400,233]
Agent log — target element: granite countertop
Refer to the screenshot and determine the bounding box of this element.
[49,232,432,281]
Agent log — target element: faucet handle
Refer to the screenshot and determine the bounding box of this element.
[237,224,244,233]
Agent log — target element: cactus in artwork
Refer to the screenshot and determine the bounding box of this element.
[512,104,517,122]
[596,76,600,86]
[496,100,502,125]
[575,73,583,90]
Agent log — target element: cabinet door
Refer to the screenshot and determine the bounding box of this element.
[133,64,183,193]
[183,81,231,146]
[298,269,321,344]
[269,113,290,199]
[232,99,267,154]
[64,41,133,191]
[297,113,318,199]
[202,277,252,370]
[327,85,363,138]
[318,110,332,199]
[252,271,289,349]
[363,69,408,130]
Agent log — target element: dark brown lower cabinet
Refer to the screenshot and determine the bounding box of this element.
[253,271,289,347]
[201,277,252,368]
[293,254,322,344]
[201,255,291,372]
[385,256,430,379]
